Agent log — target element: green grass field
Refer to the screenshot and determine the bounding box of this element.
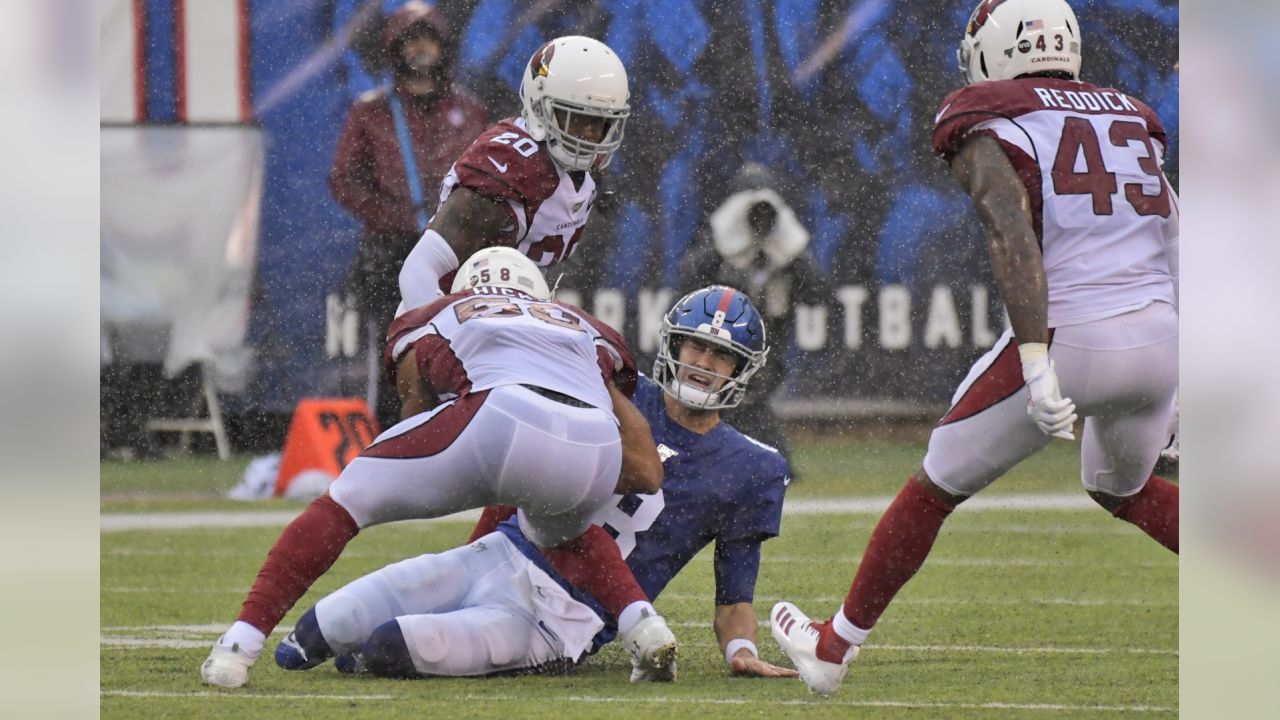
[101,437,1177,718]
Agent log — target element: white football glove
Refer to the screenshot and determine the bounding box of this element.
[1019,342,1077,440]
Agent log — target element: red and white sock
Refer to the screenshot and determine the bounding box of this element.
[617,601,658,635]
[1112,475,1179,553]
[236,494,360,636]
[220,621,266,659]
[839,477,956,633]
[831,608,871,648]
[543,525,649,619]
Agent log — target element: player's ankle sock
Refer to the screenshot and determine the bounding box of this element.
[221,620,265,659]
[237,494,360,634]
[544,525,649,618]
[841,477,956,630]
[1112,475,1179,553]
[616,601,657,636]
[469,505,517,543]
[811,620,857,665]
[831,607,871,647]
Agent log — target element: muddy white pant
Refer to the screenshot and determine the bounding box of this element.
[313,532,604,676]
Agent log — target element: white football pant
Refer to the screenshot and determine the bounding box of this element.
[313,532,603,676]
[328,384,622,547]
[925,301,1178,497]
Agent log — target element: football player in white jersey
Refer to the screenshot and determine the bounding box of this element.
[201,248,673,688]
[396,35,630,315]
[270,287,800,682]
[770,0,1179,695]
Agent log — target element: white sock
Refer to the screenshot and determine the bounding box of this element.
[221,621,266,659]
[832,609,871,649]
[617,601,657,636]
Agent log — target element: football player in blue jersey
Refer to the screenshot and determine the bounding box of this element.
[274,286,799,680]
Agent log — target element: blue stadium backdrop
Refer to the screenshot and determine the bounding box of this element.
[131,0,1179,416]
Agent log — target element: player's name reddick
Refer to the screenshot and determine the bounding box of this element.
[1032,86,1139,113]
[326,284,1008,357]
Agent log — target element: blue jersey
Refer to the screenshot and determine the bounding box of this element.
[501,375,789,654]
[596,376,790,605]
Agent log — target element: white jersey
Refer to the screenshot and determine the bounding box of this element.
[385,287,636,412]
[441,116,596,269]
[934,77,1178,327]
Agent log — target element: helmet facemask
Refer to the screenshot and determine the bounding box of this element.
[537,98,628,171]
[654,326,765,411]
[519,36,631,172]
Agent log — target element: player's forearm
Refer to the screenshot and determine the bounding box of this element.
[987,228,1049,345]
[610,382,662,494]
[953,136,1049,344]
[395,349,439,419]
[714,602,759,657]
[398,190,512,310]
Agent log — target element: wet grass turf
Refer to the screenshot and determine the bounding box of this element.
[101,436,1176,718]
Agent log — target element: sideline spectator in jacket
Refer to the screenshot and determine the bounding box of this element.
[677,163,834,466]
[330,1,489,428]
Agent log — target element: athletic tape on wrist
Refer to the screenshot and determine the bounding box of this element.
[725,638,758,665]
[1017,341,1049,364]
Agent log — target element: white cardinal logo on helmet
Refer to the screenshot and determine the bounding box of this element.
[519,36,630,172]
[957,0,1081,84]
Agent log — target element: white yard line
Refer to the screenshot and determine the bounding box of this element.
[101,494,1096,532]
[103,623,264,633]
[101,688,1173,713]
[102,689,393,701]
[100,625,1175,657]
[102,638,212,649]
[466,694,1175,713]
[100,509,482,532]
[696,555,1175,568]
[660,592,1173,607]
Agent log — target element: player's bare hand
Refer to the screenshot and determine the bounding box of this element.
[730,653,800,678]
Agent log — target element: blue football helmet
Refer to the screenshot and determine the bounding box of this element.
[654,286,768,410]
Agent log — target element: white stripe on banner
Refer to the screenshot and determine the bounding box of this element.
[179,0,249,122]
[100,0,141,122]
[100,494,1096,532]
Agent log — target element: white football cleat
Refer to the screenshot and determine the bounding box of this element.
[620,613,678,682]
[200,638,258,688]
[770,602,858,695]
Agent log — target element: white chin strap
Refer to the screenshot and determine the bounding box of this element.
[666,377,721,410]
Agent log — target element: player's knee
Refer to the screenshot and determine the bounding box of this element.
[1089,488,1132,516]
[362,621,420,678]
[1090,489,1121,512]
[1084,472,1146,514]
[316,594,367,650]
[911,467,967,508]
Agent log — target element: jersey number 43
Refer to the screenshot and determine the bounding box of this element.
[1052,116,1171,218]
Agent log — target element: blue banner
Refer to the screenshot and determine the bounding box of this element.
[221,0,1177,413]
